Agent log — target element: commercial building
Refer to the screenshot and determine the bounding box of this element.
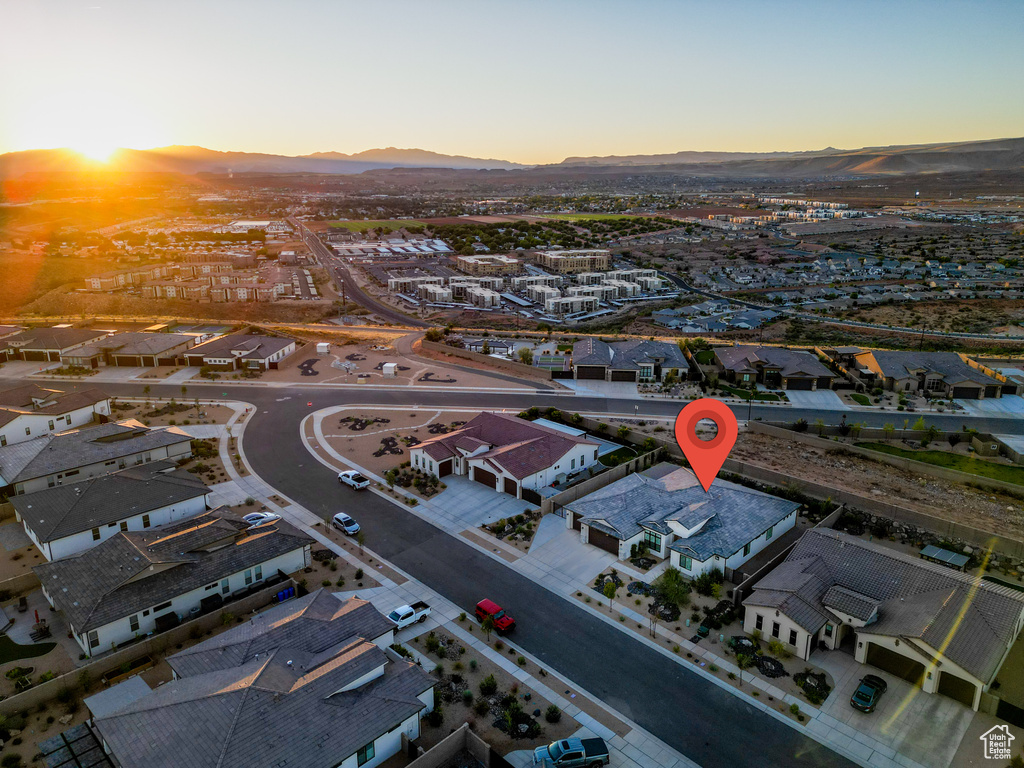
[466,286,502,308]
[546,295,599,317]
[535,249,611,273]
[456,254,522,276]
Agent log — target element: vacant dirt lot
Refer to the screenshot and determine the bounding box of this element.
[838,299,1024,334]
[731,431,1024,539]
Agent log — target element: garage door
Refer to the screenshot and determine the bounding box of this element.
[785,378,814,390]
[865,643,925,686]
[436,459,452,478]
[571,511,582,531]
[611,370,637,382]
[22,351,47,361]
[952,386,979,399]
[473,467,496,489]
[575,366,606,380]
[503,478,518,497]
[937,671,977,707]
[587,526,620,555]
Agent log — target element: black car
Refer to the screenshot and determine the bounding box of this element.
[850,674,888,712]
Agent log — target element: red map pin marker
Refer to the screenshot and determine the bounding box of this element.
[674,398,738,493]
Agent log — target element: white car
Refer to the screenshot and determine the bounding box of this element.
[332,512,360,535]
[338,470,371,490]
[243,511,281,526]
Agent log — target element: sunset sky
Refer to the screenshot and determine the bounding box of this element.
[1,0,1022,164]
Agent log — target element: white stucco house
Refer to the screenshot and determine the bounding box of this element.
[0,384,110,447]
[11,461,210,561]
[743,529,1024,710]
[35,508,313,656]
[182,333,297,371]
[564,463,799,575]
[409,411,601,503]
[90,590,435,768]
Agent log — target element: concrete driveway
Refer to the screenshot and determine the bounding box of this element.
[417,474,535,532]
[784,389,850,409]
[956,395,1024,415]
[811,649,975,768]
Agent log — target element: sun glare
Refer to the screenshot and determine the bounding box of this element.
[74,141,118,163]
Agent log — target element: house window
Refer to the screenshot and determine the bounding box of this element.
[48,420,54,430]
[679,554,692,571]
[153,601,172,612]
[25,427,31,436]
[0,435,6,447]
[789,628,798,646]
[91,528,101,541]
[755,614,763,631]
[120,521,128,532]
[643,530,662,551]
[771,621,780,639]
[221,578,230,595]
[743,542,751,557]
[88,631,99,649]
[571,458,576,470]
[244,569,253,586]
[824,623,834,637]
[142,514,151,529]
[593,449,598,460]
[765,525,774,541]
[356,741,375,766]
[129,614,140,633]
[255,565,262,582]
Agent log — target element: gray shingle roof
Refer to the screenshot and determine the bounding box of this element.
[571,338,690,372]
[0,420,191,486]
[11,462,209,543]
[743,529,1024,682]
[716,345,833,379]
[3,327,109,351]
[93,591,433,768]
[96,332,196,357]
[822,585,879,621]
[566,464,799,562]
[0,385,108,430]
[184,333,294,362]
[33,507,313,633]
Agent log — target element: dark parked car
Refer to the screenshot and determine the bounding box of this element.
[851,674,888,712]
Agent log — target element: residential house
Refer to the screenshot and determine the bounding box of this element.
[182,333,297,371]
[714,346,833,390]
[409,411,600,503]
[12,461,210,560]
[90,589,434,768]
[743,529,1024,710]
[0,384,110,447]
[854,350,1004,399]
[62,332,197,368]
[572,338,690,383]
[35,507,313,656]
[1,327,111,363]
[0,419,192,495]
[565,463,799,574]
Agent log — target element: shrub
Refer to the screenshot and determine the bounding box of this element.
[545,705,562,723]
[789,703,800,715]
[245,497,256,506]
[462,689,474,705]
[355,568,364,580]
[475,698,491,716]
[469,659,477,671]
[424,633,441,654]
[321,580,331,587]
[517,655,526,666]
[425,705,444,727]
[479,674,498,696]
[458,612,466,622]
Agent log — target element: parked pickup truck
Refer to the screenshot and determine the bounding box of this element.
[534,737,610,767]
[386,601,431,629]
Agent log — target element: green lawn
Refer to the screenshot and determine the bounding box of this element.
[855,442,1024,486]
[544,214,643,221]
[600,447,638,467]
[328,220,426,232]
[0,635,56,665]
[694,350,716,364]
[850,393,871,406]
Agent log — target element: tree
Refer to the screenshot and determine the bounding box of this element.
[735,653,754,687]
[813,418,826,436]
[948,432,961,448]
[424,328,444,343]
[481,614,495,641]
[617,425,630,440]
[356,531,365,553]
[912,416,927,432]
[518,347,533,365]
[142,385,151,397]
[481,340,490,355]
[603,580,617,612]
[181,385,188,399]
[882,423,895,442]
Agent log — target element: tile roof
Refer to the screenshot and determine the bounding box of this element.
[716,345,833,379]
[566,464,799,562]
[95,332,196,357]
[743,529,1024,682]
[184,333,294,361]
[93,591,432,768]
[33,507,313,633]
[11,462,209,543]
[3,327,110,351]
[414,412,598,480]
[571,338,690,372]
[0,384,108,418]
[861,350,1000,387]
[0,420,191,486]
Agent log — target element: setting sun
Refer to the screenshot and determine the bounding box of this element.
[73,140,118,163]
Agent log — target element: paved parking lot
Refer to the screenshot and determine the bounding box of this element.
[811,649,975,768]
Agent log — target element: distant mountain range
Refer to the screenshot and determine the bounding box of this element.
[1,137,1021,179]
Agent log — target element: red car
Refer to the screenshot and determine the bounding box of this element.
[475,598,516,632]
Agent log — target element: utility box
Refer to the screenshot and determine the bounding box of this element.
[382,362,398,378]
[316,342,330,356]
